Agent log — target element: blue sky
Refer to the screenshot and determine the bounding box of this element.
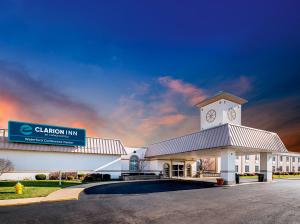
[0,0,300,150]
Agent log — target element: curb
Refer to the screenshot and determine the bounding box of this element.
[0,179,164,207]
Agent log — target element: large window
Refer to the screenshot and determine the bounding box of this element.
[255,166,259,172]
[286,157,290,162]
[286,166,289,172]
[129,155,139,172]
[235,165,239,173]
[272,156,276,162]
[280,156,283,162]
[278,166,283,172]
[292,157,295,163]
[272,166,276,172]
[245,155,250,161]
[255,154,259,161]
[245,165,249,173]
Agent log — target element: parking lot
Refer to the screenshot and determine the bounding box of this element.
[1,179,300,224]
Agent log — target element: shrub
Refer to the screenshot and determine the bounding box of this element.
[62,172,77,180]
[67,176,74,180]
[49,172,78,180]
[35,174,47,180]
[78,174,86,180]
[83,173,103,182]
[49,172,60,180]
[103,174,111,181]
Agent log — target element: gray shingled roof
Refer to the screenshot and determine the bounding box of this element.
[0,129,126,155]
[145,124,288,157]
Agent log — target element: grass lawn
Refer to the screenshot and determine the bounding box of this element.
[240,175,258,179]
[0,180,82,200]
[273,175,300,179]
[240,175,300,179]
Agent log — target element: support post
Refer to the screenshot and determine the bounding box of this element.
[220,150,236,185]
[260,152,272,182]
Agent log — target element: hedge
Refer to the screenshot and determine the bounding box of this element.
[35,174,47,180]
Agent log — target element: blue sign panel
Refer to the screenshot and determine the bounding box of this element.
[8,121,86,147]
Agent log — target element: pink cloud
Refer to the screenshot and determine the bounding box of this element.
[158,76,207,105]
[217,75,253,96]
[243,95,300,152]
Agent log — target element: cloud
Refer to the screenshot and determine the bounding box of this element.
[105,76,206,146]
[2,63,297,152]
[243,95,300,152]
[0,61,105,135]
[158,76,207,105]
[217,75,253,96]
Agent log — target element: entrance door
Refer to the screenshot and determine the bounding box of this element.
[186,164,192,177]
[172,162,184,177]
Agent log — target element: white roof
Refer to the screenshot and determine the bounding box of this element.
[0,129,126,155]
[145,124,288,157]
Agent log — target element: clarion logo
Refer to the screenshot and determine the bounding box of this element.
[20,124,33,135]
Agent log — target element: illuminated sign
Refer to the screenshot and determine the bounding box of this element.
[8,121,86,147]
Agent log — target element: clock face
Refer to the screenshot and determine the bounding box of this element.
[227,108,236,121]
[206,109,216,123]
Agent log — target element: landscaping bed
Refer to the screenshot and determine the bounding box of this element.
[0,180,82,200]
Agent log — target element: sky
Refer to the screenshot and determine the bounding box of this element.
[0,0,300,151]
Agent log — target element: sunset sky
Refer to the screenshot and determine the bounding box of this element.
[0,1,299,151]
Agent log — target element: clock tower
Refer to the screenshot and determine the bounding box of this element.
[196,92,247,130]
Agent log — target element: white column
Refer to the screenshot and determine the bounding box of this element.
[221,149,236,185]
[260,152,272,182]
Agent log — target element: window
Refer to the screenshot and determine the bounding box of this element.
[298,167,300,172]
[292,157,295,162]
[255,154,259,161]
[129,155,139,172]
[286,156,289,162]
[286,166,289,172]
[172,164,184,177]
[186,164,192,177]
[245,155,250,161]
[272,156,276,162]
[280,156,283,162]
[196,160,201,172]
[272,166,276,172]
[278,166,283,172]
[163,163,170,177]
[298,158,300,163]
[255,166,259,172]
[292,167,295,172]
[245,165,249,172]
[235,165,239,173]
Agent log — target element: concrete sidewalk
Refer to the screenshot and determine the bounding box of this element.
[0,180,162,207]
[0,182,102,207]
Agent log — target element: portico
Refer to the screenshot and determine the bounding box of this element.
[145,92,288,184]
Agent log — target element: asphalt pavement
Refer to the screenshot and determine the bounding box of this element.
[0,179,299,224]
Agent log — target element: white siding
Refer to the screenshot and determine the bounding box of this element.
[0,149,122,180]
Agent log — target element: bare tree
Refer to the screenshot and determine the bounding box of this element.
[201,158,215,173]
[138,153,147,173]
[0,159,14,176]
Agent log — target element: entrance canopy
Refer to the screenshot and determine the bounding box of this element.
[145,123,287,159]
